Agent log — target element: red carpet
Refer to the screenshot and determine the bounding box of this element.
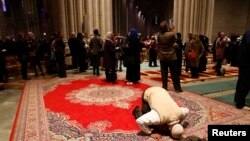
[44,78,149,132]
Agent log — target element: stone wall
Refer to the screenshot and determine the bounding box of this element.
[212,0,250,41]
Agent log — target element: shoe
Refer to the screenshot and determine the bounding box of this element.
[59,75,67,78]
[132,106,142,119]
[23,78,30,80]
[127,82,133,85]
[175,89,183,93]
[242,106,250,111]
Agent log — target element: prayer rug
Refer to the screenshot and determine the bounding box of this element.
[182,77,250,106]
[183,78,237,95]
[10,76,250,141]
[140,64,238,83]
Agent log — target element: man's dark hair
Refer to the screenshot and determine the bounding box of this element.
[159,20,169,33]
[177,32,182,38]
[93,29,99,36]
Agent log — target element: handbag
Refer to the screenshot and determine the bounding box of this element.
[188,48,196,61]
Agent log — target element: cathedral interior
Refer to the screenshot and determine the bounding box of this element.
[1,0,250,141]
[0,0,250,41]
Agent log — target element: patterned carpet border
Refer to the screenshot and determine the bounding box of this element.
[10,81,50,141]
[10,75,250,141]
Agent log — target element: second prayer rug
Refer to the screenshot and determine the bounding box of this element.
[140,64,239,83]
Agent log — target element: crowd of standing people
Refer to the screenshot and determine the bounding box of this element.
[0,20,249,110]
[0,24,244,85]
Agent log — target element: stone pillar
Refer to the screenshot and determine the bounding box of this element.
[67,0,75,34]
[183,0,191,40]
[100,0,106,38]
[193,0,198,33]
[76,0,83,32]
[112,0,118,34]
[189,0,194,32]
[83,0,88,34]
[93,0,100,31]
[173,0,215,42]
[86,0,93,35]
[177,0,183,32]
[122,0,128,35]
[105,0,113,33]
[58,0,67,40]
[109,0,113,32]
[206,0,215,41]
[81,0,87,33]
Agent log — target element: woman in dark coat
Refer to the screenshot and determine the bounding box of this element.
[76,32,88,72]
[103,32,117,83]
[16,33,29,80]
[54,32,67,78]
[198,35,209,72]
[124,28,143,84]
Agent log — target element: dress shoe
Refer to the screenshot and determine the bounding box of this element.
[242,106,250,111]
[175,89,183,93]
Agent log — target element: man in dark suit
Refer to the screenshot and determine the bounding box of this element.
[234,28,250,110]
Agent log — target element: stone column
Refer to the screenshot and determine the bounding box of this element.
[174,0,214,42]
[112,0,118,34]
[86,0,93,35]
[93,0,100,31]
[122,0,128,35]
[173,0,178,29]
[100,0,106,38]
[177,0,183,32]
[67,0,75,34]
[76,0,83,32]
[206,0,215,41]
[189,0,194,32]
[83,0,88,34]
[109,0,113,32]
[58,0,67,40]
[105,0,113,34]
[183,0,191,40]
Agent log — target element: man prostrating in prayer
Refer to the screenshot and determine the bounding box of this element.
[132,87,189,140]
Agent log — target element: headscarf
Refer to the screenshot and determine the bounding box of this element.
[129,28,138,40]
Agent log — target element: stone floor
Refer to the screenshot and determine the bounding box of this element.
[0,88,22,141]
